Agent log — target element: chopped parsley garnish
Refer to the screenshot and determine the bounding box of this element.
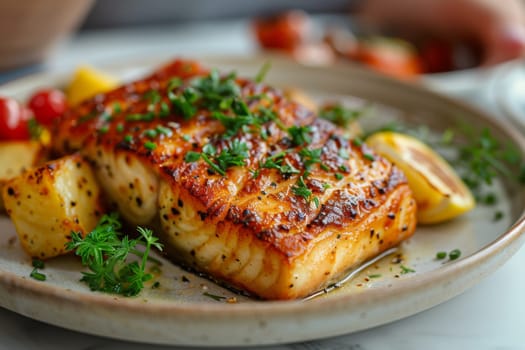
[189,69,241,110]
[437,249,462,262]
[335,173,344,180]
[493,211,504,221]
[455,127,525,194]
[155,125,173,136]
[288,125,312,147]
[258,106,280,125]
[292,176,313,202]
[30,259,46,281]
[144,89,162,105]
[99,111,112,122]
[123,135,133,143]
[363,153,375,162]
[168,89,197,119]
[142,126,172,139]
[144,141,157,151]
[319,103,364,128]
[112,102,122,114]
[254,61,272,83]
[126,112,155,122]
[352,137,363,147]
[116,124,124,133]
[429,126,523,201]
[203,292,226,301]
[210,140,249,174]
[250,168,260,179]
[436,251,447,260]
[213,102,277,139]
[213,111,255,138]
[30,269,46,281]
[368,274,382,279]
[299,147,323,170]
[28,118,43,140]
[481,193,497,205]
[448,249,461,261]
[185,139,249,176]
[98,125,109,134]
[400,265,415,274]
[159,102,170,117]
[441,128,454,144]
[184,151,201,163]
[32,259,45,269]
[144,129,157,139]
[167,77,183,91]
[261,151,300,176]
[65,213,163,297]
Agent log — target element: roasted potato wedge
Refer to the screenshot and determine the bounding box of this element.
[0,140,47,211]
[2,154,104,259]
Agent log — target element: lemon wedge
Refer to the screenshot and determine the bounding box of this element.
[366,131,475,224]
[67,66,119,106]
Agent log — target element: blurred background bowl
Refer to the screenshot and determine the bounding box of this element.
[0,0,93,71]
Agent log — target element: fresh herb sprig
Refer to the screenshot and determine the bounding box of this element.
[66,213,163,297]
[455,127,525,192]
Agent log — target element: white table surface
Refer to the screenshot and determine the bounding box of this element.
[1,19,524,350]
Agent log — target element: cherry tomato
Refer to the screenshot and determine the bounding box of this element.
[28,88,67,126]
[0,97,31,140]
[253,11,309,50]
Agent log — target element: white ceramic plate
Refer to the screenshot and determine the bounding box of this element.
[0,56,524,347]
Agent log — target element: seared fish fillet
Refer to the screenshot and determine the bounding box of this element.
[53,59,417,299]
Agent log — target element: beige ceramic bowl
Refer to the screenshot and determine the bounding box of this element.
[0,0,93,71]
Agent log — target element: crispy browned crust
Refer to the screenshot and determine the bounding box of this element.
[53,59,417,299]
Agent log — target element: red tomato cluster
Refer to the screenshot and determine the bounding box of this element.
[253,11,462,79]
[0,89,66,140]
